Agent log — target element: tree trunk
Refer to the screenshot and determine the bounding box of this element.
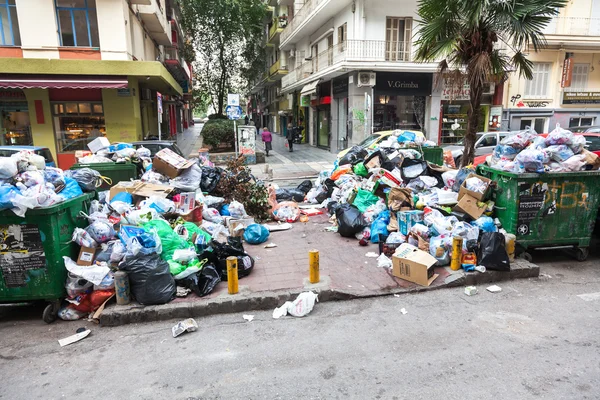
[217,44,226,115]
[462,83,484,167]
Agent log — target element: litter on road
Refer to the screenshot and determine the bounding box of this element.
[486,285,502,293]
[172,318,199,337]
[58,328,91,347]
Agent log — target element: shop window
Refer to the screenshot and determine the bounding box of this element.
[52,101,105,152]
[0,0,20,46]
[570,64,589,91]
[0,90,31,146]
[524,63,551,98]
[55,0,100,48]
[374,95,425,133]
[385,17,412,61]
[520,118,547,133]
[569,117,595,128]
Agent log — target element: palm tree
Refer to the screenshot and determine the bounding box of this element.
[414,0,567,167]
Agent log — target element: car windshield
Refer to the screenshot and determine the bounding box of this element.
[0,149,17,157]
[456,133,484,145]
[358,134,380,148]
[36,149,54,163]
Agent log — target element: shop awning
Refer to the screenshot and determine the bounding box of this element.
[300,80,320,96]
[0,76,129,90]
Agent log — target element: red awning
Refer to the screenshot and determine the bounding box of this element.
[0,76,128,89]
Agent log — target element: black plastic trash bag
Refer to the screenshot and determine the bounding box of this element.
[206,237,254,280]
[327,201,340,216]
[335,204,366,238]
[339,146,368,166]
[315,178,337,203]
[297,179,313,194]
[180,263,221,297]
[276,188,305,202]
[119,253,176,305]
[200,166,222,193]
[477,232,510,271]
[71,168,102,192]
[400,159,428,182]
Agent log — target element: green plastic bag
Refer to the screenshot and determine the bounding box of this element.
[182,222,212,247]
[353,162,368,177]
[143,219,188,261]
[352,189,380,213]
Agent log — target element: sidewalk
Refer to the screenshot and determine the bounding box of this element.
[100,213,540,326]
[177,124,203,158]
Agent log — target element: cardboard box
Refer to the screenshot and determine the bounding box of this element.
[109,181,172,201]
[87,137,110,153]
[454,193,487,219]
[458,173,492,201]
[397,210,424,235]
[177,192,196,213]
[77,246,97,266]
[152,148,194,178]
[392,244,439,286]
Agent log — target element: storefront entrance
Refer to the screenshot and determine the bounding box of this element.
[317,108,330,149]
[0,89,31,146]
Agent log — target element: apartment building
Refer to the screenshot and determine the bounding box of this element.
[0,0,192,168]
[502,0,600,133]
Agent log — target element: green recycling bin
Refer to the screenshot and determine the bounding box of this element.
[477,165,600,261]
[71,162,138,190]
[0,193,93,322]
[421,146,444,166]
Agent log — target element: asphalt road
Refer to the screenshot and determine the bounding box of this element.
[1,248,599,400]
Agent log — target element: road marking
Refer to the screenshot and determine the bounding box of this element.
[577,292,600,302]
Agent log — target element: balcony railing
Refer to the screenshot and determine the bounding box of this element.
[543,17,600,36]
[269,17,288,41]
[282,39,411,89]
[269,59,288,75]
[280,0,327,44]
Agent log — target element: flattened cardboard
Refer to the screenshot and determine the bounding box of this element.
[458,173,491,201]
[109,181,143,200]
[131,182,173,198]
[153,148,194,178]
[454,193,486,219]
[77,246,97,266]
[392,244,439,286]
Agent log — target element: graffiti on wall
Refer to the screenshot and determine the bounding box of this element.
[510,94,550,108]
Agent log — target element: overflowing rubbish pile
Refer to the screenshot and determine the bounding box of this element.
[486,125,600,173]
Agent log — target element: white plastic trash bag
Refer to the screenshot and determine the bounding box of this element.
[273,291,319,319]
[63,256,110,285]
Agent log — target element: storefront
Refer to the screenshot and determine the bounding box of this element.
[439,83,495,144]
[332,76,349,152]
[51,93,106,153]
[0,89,31,146]
[313,81,332,150]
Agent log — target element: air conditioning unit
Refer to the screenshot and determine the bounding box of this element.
[357,72,376,87]
[483,83,496,95]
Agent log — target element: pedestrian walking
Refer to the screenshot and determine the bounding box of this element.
[261,126,272,156]
[244,115,249,125]
[287,121,294,152]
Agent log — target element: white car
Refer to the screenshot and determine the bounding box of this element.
[443,131,515,165]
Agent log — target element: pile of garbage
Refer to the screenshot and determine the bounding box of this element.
[486,125,600,173]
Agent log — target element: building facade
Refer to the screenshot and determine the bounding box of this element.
[502,0,600,133]
[0,0,192,168]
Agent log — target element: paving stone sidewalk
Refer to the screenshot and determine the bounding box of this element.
[100,213,540,326]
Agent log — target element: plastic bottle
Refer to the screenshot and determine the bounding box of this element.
[450,236,464,271]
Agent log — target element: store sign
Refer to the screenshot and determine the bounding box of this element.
[117,88,131,97]
[0,89,26,101]
[157,92,163,114]
[561,57,573,88]
[300,95,311,107]
[333,77,348,96]
[374,72,432,96]
[489,106,502,130]
[441,83,470,101]
[562,91,600,104]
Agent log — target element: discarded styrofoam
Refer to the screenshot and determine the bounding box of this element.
[58,329,91,347]
[486,285,502,293]
[273,291,318,319]
[172,318,198,337]
[243,314,254,322]
[464,286,478,296]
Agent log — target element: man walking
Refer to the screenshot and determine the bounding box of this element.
[287,121,294,152]
[261,126,272,156]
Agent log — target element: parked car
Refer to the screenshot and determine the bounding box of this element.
[0,146,56,167]
[337,130,426,159]
[570,125,600,134]
[131,141,184,157]
[442,131,516,166]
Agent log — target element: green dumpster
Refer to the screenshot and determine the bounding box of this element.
[71,162,138,190]
[0,193,93,322]
[421,146,444,166]
[477,165,600,261]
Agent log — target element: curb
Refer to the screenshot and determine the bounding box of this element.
[99,259,540,327]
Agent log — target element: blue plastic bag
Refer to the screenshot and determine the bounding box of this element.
[397,131,416,143]
[0,184,20,210]
[111,191,133,204]
[243,224,270,245]
[60,177,83,201]
[472,216,497,233]
[220,204,231,216]
[371,210,390,243]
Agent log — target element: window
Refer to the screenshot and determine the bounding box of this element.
[52,101,105,152]
[569,117,595,128]
[524,63,551,98]
[571,63,589,91]
[0,0,20,46]
[385,17,412,61]
[520,118,547,133]
[55,0,99,47]
[338,23,347,50]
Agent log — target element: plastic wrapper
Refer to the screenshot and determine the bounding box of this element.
[86,221,116,244]
[370,210,390,243]
[202,207,223,224]
[71,168,102,192]
[546,145,574,162]
[143,219,188,260]
[65,273,93,298]
[561,154,586,171]
[501,129,537,149]
[58,306,88,321]
[78,154,113,163]
[362,200,387,224]
[138,196,176,214]
[472,216,498,232]
[141,169,169,184]
[18,170,45,187]
[0,156,18,179]
[386,232,406,244]
[515,148,548,173]
[493,144,519,160]
[545,125,573,146]
[429,235,452,266]
[229,200,247,219]
[172,248,198,263]
[569,135,587,154]
[43,167,65,188]
[169,164,202,192]
[243,224,270,244]
[119,252,176,305]
[465,177,488,194]
[273,201,300,222]
[136,146,151,158]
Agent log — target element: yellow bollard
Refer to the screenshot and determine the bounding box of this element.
[227,256,239,294]
[309,250,320,283]
[505,234,516,261]
[450,236,464,271]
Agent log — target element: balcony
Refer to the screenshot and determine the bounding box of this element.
[281,39,413,90]
[268,17,287,43]
[269,59,289,78]
[543,17,600,45]
[163,46,191,87]
[137,0,171,45]
[130,0,151,4]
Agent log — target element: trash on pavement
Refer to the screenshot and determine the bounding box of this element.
[58,328,91,347]
[392,243,439,286]
[243,314,255,322]
[486,285,502,293]
[400,308,408,315]
[172,318,199,337]
[464,286,478,296]
[264,243,277,248]
[273,291,318,319]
